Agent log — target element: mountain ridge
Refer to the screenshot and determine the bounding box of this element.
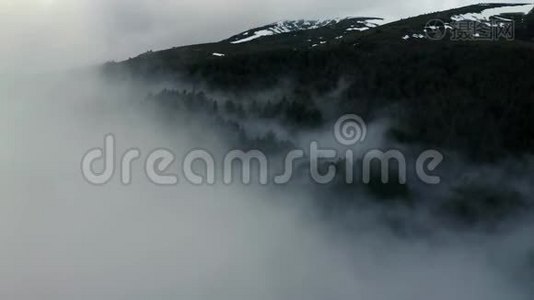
[112,2,534,69]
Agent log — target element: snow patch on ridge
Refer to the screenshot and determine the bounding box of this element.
[229,17,387,44]
[230,19,345,44]
[230,30,275,44]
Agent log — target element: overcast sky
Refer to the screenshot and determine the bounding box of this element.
[0,0,526,74]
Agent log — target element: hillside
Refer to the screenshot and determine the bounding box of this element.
[104,3,534,162]
[108,3,534,74]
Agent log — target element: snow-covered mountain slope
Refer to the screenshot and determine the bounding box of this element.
[225,3,534,45]
[451,3,534,22]
[226,17,387,44]
[400,3,534,41]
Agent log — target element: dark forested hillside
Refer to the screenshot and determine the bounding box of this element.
[105,3,534,162]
